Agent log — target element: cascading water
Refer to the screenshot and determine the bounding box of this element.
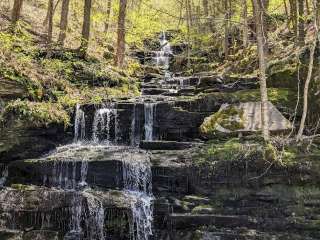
[83,191,105,240]
[42,145,89,190]
[131,104,141,147]
[144,103,156,141]
[74,104,86,142]
[92,107,118,144]
[122,152,153,240]
[154,31,172,70]
[0,164,8,187]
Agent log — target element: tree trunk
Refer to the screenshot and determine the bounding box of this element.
[252,0,270,141]
[186,0,192,67]
[297,0,318,141]
[80,0,92,57]
[283,0,290,29]
[203,0,208,16]
[223,0,230,57]
[58,0,70,45]
[305,0,310,15]
[297,0,305,46]
[11,0,24,26]
[104,0,112,33]
[114,0,127,67]
[242,0,248,47]
[47,0,54,44]
[43,0,60,26]
[289,0,298,33]
[297,42,316,140]
[45,0,54,58]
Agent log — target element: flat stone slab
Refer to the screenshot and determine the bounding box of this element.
[140,141,197,150]
[0,186,131,238]
[7,145,191,193]
[169,214,257,229]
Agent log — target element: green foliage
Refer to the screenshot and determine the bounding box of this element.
[3,99,70,128]
[0,61,44,101]
[195,138,265,169]
[195,138,304,169]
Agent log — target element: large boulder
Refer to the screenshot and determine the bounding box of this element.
[200,102,292,137]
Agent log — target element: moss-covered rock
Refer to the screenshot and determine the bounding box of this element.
[200,105,245,136]
[2,99,70,128]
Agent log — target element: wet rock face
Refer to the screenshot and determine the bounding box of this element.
[7,146,189,195]
[76,100,213,144]
[0,119,71,164]
[0,187,132,240]
[0,79,27,102]
[3,143,320,240]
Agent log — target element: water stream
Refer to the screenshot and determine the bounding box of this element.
[74,104,86,142]
[122,152,153,240]
[92,107,118,144]
[154,31,172,69]
[144,103,156,141]
[0,164,8,187]
[0,32,184,240]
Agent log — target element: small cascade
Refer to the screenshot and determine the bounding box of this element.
[42,146,89,190]
[65,191,105,240]
[66,192,83,239]
[122,153,153,240]
[43,159,88,190]
[154,31,172,69]
[74,104,86,142]
[83,191,105,240]
[0,164,8,187]
[131,104,141,147]
[144,103,156,141]
[92,107,118,144]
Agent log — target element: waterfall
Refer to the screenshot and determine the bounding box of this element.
[154,31,172,69]
[42,146,89,190]
[83,191,105,240]
[67,192,83,237]
[144,103,156,141]
[131,104,141,147]
[74,104,86,142]
[65,191,105,240]
[122,152,153,240]
[0,164,8,187]
[92,108,118,144]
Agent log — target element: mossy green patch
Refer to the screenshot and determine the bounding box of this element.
[200,105,245,136]
[10,184,34,191]
[3,99,70,128]
[194,138,306,170]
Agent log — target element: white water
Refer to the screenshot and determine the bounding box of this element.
[92,108,118,144]
[74,104,86,142]
[65,191,105,240]
[0,164,8,187]
[144,103,156,141]
[154,31,172,69]
[83,191,105,240]
[43,147,89,190]
[122,153,153,240]
[131,104,142,147]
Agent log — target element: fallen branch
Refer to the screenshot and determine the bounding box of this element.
[248,162,274,181]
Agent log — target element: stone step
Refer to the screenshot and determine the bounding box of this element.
[142,88,169,95]
[140,141,197,150]
[0,187,131,239]
[168,214,256,229]
[7,146,190,194]
[141,83,159,89]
